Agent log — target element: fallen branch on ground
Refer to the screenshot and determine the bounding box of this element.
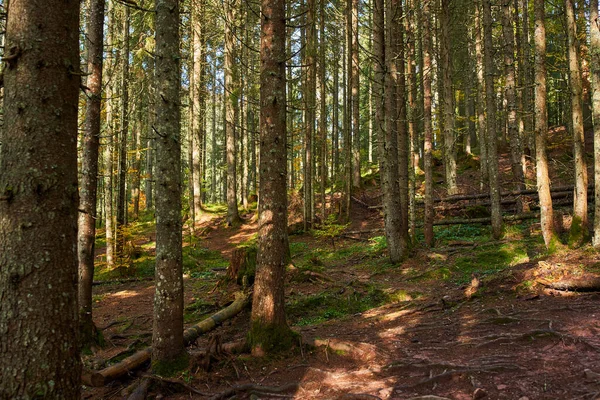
[208,383,300,400]
[86,291,250,386]
[538,277,600,292]
[143,374,212,396]
[92,277,154,286]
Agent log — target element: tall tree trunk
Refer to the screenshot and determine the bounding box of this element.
[423,0,435,246]
[566,0,589,245]
[475,3,489,189]
[534,0,557,249]
[319,0,327,222]
[591,0,600,247]
[191,0,205,222]
[342,0,352,222]
[406,0,418,239]
[79,0,105,347]
[225,0,242,225]
[440,0,458,195]
[211,57,218,203]
[483,0,503,239]
[351,0,361,189]
[520,0,534,179]
[104,1,117,270]
[153,0,185,369]
[116,6,130,265]
[502,0,525,201]
[0,0,81,396]
[250,0,295,354]
[145,68,155,211]
[131,114,142,220]
[305,0,316,229]
[379,0,402,262]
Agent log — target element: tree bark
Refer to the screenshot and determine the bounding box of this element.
[440,0,458,195]
[79,0,106,347]
[534,0,557,249]
[566,0,589,245]
[153,0,186,369]
[225,0,242,226]
[351,0,361,189]
[0,0,81,396]
[423,0,435,246]
[591,0,600,246]
[483,0,503,239]
[502,0,525,199]
[305,0,316,229]
[250,0,295,354]
[475,3,489,190]
[116,6,130,265]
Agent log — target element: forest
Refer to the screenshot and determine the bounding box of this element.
[1,0,600,398]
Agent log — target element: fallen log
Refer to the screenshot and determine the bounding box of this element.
[538,277,600,292]
[92,277,154,286]
[87,291,250,387]
[424,212,540,227]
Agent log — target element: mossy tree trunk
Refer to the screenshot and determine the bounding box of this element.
[153,0,186,370]
[250,0,296,354]
[591,0,600,247]
[566,0,589,246]
[79,0,106,348]
[422,0,435,247]
[483,0,503,239]
[0,0,82,396]
[534,0,558,250]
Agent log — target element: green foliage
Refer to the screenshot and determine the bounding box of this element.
[313,214,350,249]
[286,286,390,326]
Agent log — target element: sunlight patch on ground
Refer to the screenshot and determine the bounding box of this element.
[301,367,396,399]
[108,290,142,299]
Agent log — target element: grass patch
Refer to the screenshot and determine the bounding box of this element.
[286,286,391,326]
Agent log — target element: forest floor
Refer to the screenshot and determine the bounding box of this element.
[83,129,600,400]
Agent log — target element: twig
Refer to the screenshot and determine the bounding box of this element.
[143,374,212,396]
[208,383,300,400]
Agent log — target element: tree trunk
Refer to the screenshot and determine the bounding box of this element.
[483,0,503,239]
[423,0,435,246]
[534,0,557,249]
[591,0,600,246]
[116,6,130,266]
[305,0,316,230]
[225,0,242,226]
[0,0,81,396]
[250,0,295,354]
[406,0,418,239]
[502,0,525,199]
[351,0,361,189]
[79,0,105,347]
[319,0,327,222]
[441,0,458,195]
[475,3,489,190]
[153,0,186,370]
[566,0,589,245]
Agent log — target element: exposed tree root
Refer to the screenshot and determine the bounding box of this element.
[143,374,211,396]
[538,277,600,292]
[208,382,300,400]
[127,377,151,400]
[395,363,521,389]
[303,337,389,361]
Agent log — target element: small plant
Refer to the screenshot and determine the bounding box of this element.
[313,214,350,249]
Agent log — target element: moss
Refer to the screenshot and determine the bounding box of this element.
[151,351,189,376]
[568,215,589,248]
[547,234,562,254]
[248,321,299,355]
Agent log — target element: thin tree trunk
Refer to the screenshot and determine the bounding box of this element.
[305,0,316,229]
[475,3,489,190]
[0,0,81,395]
[441,0,457,195]
[319,0,327,222]
[191,0,205,221]
[534,0,557,249]
[116,6,130,265]
[423,0,435,246]
[483,0,503,239]
[566,0,589,245]
[502,0,525,200]
[153,0,185,369]
[591,0,600,246]
[78,0,105,347]
[225,0,242,225]
[351,0,361,189]
[406,0,418,239]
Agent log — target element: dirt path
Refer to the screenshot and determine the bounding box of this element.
[85,203,600,400]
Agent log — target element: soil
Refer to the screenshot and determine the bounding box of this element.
[82,128,600,400]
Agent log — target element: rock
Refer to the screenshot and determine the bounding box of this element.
[496,384,508,390]
[473,388,487,399]
[518,397,529,400]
